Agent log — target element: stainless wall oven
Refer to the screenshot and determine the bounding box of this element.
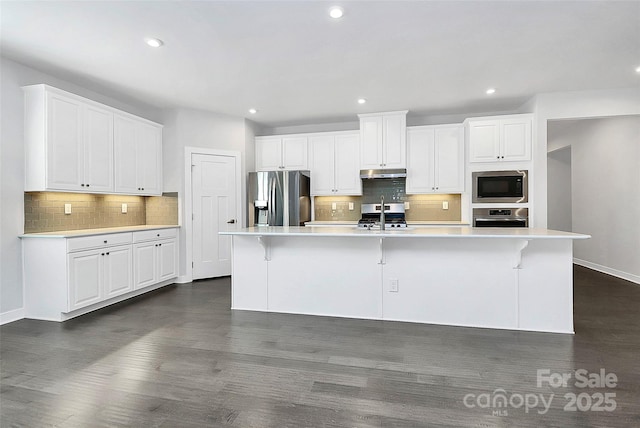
[472,170,528,203]
[473,208,528,228]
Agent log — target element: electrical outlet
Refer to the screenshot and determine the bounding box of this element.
[404,202,410,210]
[331,202,337,210]
[121,203,128,214]
[389,279,399,292]
[442,201,449,210]
[348,202,354,211]
[64,204,72,215]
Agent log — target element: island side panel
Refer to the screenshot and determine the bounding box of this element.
[266,236,382,319]
[231,235,268,311]
[518,239,574,333]
[381,238,518,330]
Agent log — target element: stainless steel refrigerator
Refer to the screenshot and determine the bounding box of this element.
[248,170,311,226]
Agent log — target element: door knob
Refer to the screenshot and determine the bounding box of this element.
[227,219,236,224]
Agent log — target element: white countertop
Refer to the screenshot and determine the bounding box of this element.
[305,220,469,226]
[19,225,179,238]
[221,226,590,240]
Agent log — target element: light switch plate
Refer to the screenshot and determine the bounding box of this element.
[404,202,410,210]
[389,279,399,292]
[121,203,128,214]
[348,202,354,211]
[331,202,337,210]
[64,203,72,215]
[442,201,449,210]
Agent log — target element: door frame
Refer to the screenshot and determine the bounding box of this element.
[184,147,243,283]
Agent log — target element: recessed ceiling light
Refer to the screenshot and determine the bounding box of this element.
[486,88,496,95]
[329,6,344,19]
[145,38,164,48]
[248,108,258,114]
[357,98,367,104]
[635,65,640,73]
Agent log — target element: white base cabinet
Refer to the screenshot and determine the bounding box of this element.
[133,228,178,289]
[22,227,178,322]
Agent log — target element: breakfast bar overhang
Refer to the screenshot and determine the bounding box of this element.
[220,227,590,334]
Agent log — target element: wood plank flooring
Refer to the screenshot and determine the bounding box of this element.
[1,265,639,427]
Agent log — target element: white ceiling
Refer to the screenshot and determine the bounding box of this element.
[2,1,638,127]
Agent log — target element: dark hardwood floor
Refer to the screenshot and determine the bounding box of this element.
[1,265,639,427]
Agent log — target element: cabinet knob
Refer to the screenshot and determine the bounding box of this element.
[106,252,110,255]
[104,240,107,244]
[86,184,90,187]
[157,233,160,237]
[497,156,500,159]
[81,184,85,187]
[158,244,162,247]
[501,156,504,159]
[101,253,105,256]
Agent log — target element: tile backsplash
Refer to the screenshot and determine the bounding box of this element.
[314,193,461,222]
[24,192,179,233]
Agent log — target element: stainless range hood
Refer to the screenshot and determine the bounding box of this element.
[360,168,407,179]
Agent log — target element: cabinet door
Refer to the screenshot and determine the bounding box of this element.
[157,239,178,282]
[282,137,308,170]
[382,114,406,168]
[309,136,336,195]
[46,92,83,190]
[83,104,114,192]
[137,122,162,195]
[434,126,464,193]
[334,134,361,195]
[68,250,102,311]
[104,245,133,299]
[469,121,500,163]
[360,116,383,169]
[406,128,435,193]
[134,242,157,289]
[255,137,283,171]
[114,114,140,194]
[501,118,531,161]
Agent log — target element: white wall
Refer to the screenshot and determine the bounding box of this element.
[0,57,162,319]
[526,87,640,229]
[546,146,572,233]
[568,117,638,282]
[161,107,250,281]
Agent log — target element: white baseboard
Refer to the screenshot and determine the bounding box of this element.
[175,275,192,284]
[1,307,25,325]
[574,258,640,285]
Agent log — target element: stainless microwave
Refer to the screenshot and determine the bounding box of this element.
[472,170,528,203]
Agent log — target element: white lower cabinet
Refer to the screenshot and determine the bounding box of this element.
[22,227,178,322]
[133,239,177,289]
[68,244,132,311]
[133,229,178,289]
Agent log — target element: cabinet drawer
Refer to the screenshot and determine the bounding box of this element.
[133,228,178,243]
[67,232,132,253]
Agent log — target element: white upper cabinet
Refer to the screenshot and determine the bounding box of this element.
[24,86,115,192]
[309,132,361,196]
[23,84,162,195]
[114,114,163,195]
[255,135,308,171]
[359,111,407,169]
[406,125,464,194]
[467,114,532,163]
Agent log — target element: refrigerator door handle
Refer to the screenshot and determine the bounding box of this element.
[269,176,276,225]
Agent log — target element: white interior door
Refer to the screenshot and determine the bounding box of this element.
[192,153,237,279]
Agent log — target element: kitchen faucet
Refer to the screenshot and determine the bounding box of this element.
[380,195,385,231]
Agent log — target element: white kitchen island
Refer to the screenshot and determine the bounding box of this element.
[220,226,589,334]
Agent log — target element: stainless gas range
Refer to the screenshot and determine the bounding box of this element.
[357,202,407,229]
